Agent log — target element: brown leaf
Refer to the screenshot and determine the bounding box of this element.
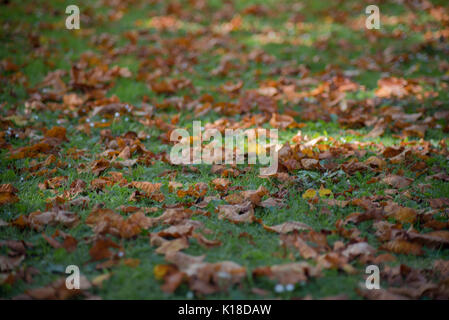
[0,184,19,206]
[165,251,246,295]
[153,237,190,255]
[42,233,62,249]
[211,178,231,191]
[380,240,423,255]
[86,208,153,238]
[344,209,384,225]
[382,175,413,189]
[131,181,162,194]
[366,123,386,138]
[408,230,449,249]
[44,126,68,141]
[217,201,255,223]
[152,208,192,226]
[357,288,409,300]
[316,252,356,274]
[426,172,449,182]
[382,146,404,158]
[253,262,320,285]
[259,197,284,208]
[90,177,114,190]
[157,224,195,238]
[24,276,90,300]
[240,185,269,205]
[223,193,245,204]
[130,181,164,201]
[403,124,427,138]
[62,235,78,253]
[0,240,30,255]
[51,230,78,253]
[433,260,449,278]
[429,198,449,209]
[291,235,318,259]
[89,159,111,176]
[251,287,270,296]
[264,221,311,234]
[375,77,408,98]
[384,202,417,224]
[117,146,131,160]
[364,156,386,170]
[301,158,320,170]
[0,255,25,272]
[342,242,376,260]
[24,208,79,231]
[269,113,296,129]
[161,271,186,294]
[192,233,222,248]
[89,238,120,261]
[321,198,349,208]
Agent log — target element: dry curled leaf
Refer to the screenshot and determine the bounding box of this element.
[24,276,91,300]
[131,181,162,195]
[17,208,80,231]
[0,184,19,206]
[153,237,189,255]
[164,251,246,295]
[342,242,376,260]
[211,178,231,191]
[89,238,121,261]
[217,201,255,223]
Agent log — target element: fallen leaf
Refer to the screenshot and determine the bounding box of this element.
[264,221,311,234]
[380,240,423,255]
[211,178,231,191]
[253,262,320,285]
[153,237,189,255]
[89,238,121,261]
[318,187,333,198]
[217,201,255,223]
[302,189,317,199]
[0,184,19,206]
[0,255,25,272]
[382,175,413,189]
[342,242,376,260]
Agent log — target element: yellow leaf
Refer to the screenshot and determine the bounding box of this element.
[302,189,316,199]
[319,187,332,198]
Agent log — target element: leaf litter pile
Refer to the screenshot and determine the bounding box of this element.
[1,0,449,300]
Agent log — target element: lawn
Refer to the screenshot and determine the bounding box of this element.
[1,0,449,300]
